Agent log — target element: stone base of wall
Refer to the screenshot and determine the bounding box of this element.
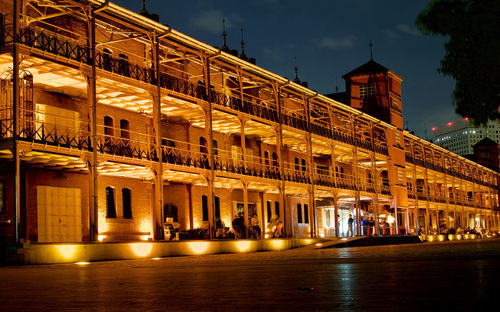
[22,238,318,264]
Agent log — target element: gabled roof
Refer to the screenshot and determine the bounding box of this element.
[342,59,389,79]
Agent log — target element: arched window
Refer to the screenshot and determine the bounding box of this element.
[164,203,178,222]
[264,151,269,166]
[304,204,309,224]
[275,201,280,218]
[295,157,299,171]
[200,136,208,153]
[122,188,132,219]
[215,196,220,219]
[106,187,116,218]
[340,167,345,178]
[272,152,278,167]
[102,48,112,71]
[267,200,272,222]
[301,158,306,172]
[118,53,129,77]
[104,116,114,136]
[202,195,208,221]
[120,119,130,139]
[297,203,303,223]
[335,166,339,178]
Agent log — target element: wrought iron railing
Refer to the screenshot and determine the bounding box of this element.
[11,25,394,154]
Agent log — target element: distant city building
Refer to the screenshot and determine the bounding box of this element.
[433,119,500,156]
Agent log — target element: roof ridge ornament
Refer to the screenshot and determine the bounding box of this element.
[369,40,373,61]
[240,27,248,61]
[221,17,229,51]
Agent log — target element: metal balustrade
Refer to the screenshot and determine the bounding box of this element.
[3,26,495,199]
[8,25,393,153]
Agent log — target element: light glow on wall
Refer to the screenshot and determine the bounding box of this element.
[138,218,152,234]
[129,243,153,257]
[56,245,78,260]
[188,242,209,254]
[270,240,284,250]
[235,240,251,252]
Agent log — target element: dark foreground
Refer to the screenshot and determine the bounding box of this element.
[1,239,499,311]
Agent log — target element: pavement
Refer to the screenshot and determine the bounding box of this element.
[1,238,499,311]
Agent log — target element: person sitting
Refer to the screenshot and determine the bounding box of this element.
[165,218,180,240]
[273,219,284,238]
[250,213,261,239]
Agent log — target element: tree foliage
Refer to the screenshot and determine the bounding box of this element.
[416,0,500,125]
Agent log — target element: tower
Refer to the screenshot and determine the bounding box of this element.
[342,59,403,129]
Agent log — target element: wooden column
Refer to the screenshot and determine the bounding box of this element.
[203,56,216,239]
[305,96,317,238]
[243,181,249,238]
[351,116,360,236]
[273,83,288,237]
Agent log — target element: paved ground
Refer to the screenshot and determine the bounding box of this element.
[1,239,499,311]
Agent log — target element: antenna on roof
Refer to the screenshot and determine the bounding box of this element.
[142,0,146,11]
[221,18,229,52]
[293,56,300,83]
[335,77,339,93]
[239,27,248,60]
[369,40,373,61]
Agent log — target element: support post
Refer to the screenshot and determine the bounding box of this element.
[87,8,98,241]
[12,0,20,243]
[152,33,164,239]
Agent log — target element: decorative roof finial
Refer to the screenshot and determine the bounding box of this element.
[369,40,373,61]
[142,0,146,11]
[221,18,229,52]
[240,27,248,60]
[335,77,339,93]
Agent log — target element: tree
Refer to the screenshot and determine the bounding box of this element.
[416,0,500,125]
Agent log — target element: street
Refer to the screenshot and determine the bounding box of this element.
[1,239,499,311]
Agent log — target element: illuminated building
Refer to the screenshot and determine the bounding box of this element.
[433,119,500,156]
[0,0,498,247]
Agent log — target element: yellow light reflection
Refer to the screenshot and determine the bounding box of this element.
[56,245,78,260]
[270,240,284,250]
[138,218,151,233]
[236,241,251,252]
[75,262,89,265]
[303,239,313,245]
[129,243,153,257]
[98,235,105,242]
[188,242,209,254]
[315,243,323,247]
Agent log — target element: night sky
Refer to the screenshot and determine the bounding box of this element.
[113,0,459,139]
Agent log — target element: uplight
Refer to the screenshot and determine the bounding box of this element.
[75,262,89,265]
[270,240,284,250]
[188,242,209,254]
[129,243,153,257]
[236,241,251,252]
[56,245,78,260]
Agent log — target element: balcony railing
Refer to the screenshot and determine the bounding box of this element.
[8,25,395,155]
